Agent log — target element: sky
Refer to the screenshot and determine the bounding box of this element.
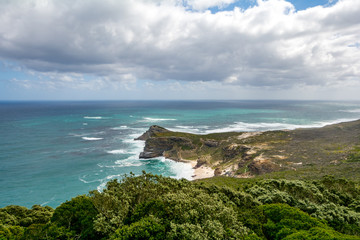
[0,0,359,100]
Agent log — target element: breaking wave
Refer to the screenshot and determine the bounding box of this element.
[82,137,103,141]
[84,116,102,119]
[142,117,176,122]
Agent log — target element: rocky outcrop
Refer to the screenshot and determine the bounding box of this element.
[237,155,253,168]
[222,144,250,160]
[203,139,219,147]
[135,125,170,141]
[214,168,222,176]
[136,126,281,177]
[248,160,279,175]
[194,158,207,168]
[136,126,195,159]
[139,152,159,159]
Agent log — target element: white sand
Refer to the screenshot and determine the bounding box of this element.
[179,159,214,180]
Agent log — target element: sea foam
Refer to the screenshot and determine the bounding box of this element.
[164,157,194,180]
[201,118,360,134]
[79,176,101,184]
[107,149,127,154]
[82,137,103,141]
[111,125,128,130]
[114,159,143,167]
[340,109,360,113]
[84,116,103,119]
[165,118,360,135]
[142,117,176,122]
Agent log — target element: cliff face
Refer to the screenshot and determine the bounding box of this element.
[139,136,195,159]
[135,120,360,179]
[135,125,195,159]
[135,125,281,177]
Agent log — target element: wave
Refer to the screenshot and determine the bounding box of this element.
[82,137,103,141]
[141,117,176,122]
[175,125,194,129]
[97,163,105,168]
[114,160,143,167]
[162,157,194,180]
[203,118,359,133]
[84,116,103,119]
[166,118,360,135]
[40,196,55,207]
[123,132,146,150]
[111,125,128,130]
[69,133,87,137]
[340,109,360,113]
[79,176,101,184]
[83,123,88,126]
[107,149,128,154]
[203,122,300,133]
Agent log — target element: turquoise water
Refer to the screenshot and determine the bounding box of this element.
[1,100,360,208]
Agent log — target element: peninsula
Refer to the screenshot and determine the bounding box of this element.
[136,120,360,180]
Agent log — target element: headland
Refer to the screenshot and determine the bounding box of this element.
[136,120,360,180]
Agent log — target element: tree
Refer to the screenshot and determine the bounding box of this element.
[51,195,101,239]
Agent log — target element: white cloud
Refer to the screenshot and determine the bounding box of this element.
[0,0,359,95]
[184,0,236,10]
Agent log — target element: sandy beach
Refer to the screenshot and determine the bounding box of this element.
[179,159,214,180]
[193,165,214,180]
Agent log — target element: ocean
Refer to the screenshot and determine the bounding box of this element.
[1,100,360,208]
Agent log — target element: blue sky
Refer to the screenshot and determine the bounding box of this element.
[289,0,337,10]
[0,0,359,100]
[209,0,338,12]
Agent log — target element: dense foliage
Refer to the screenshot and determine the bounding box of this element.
[1,173,360,239]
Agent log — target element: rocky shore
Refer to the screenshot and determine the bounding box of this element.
[135,120,360,179]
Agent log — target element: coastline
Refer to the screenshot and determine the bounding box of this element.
[137,119,360,181]
[177,159,214,180]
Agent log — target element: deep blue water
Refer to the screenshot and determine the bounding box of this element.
[1,100,360,208]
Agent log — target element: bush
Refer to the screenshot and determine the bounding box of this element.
[245,178,360,235]
[111,216,165,240]
[51,195,101,239]
[260,204,360,240]
[2,173,360,239]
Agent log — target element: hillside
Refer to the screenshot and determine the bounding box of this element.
[136,120,360,180]
[1,173,360,239]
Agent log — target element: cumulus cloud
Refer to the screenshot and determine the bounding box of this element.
[184,0,237,10]
[0,0,359,90]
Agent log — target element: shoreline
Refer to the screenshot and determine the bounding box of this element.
[134,136,214,180]
[188,160,214,180]
[137,118,360,181]
[169,158,214,180]
[192,164,215,180]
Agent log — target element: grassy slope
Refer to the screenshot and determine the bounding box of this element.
[150,120,360,180]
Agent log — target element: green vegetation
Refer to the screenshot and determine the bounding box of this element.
[1,173,360,239]
[139,120,360,179]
